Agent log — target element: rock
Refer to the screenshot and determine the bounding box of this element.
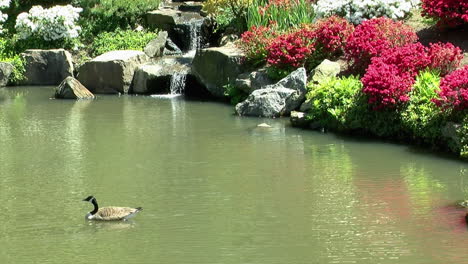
[290,111,311,128]
[20,49,74,85]
[219,34,239,46]
[257,123,271,128]
[178,2,203,12]
[132,57,191,94]
[192,44,245,98]
[0,62,13,86]
[55,76,95,99]
[144,31,168,58]
[77,50,149,94]
[163,38,183,56]
[299,99,312,112]
[235,68,275,94]
[147,8,207,51]
[310,59,341,85]
[235,68,307,117]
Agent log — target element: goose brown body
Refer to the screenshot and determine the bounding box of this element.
[83,195,142,221]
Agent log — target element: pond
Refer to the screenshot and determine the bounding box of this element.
[0,86,467,264]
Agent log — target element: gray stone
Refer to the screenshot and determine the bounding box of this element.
[192,44,245,98]
[163,38,183,56]
[219,34,239,46]
[132,57,191,94]
[235,68,275,94]
[77,50,149,94]
[147,8,207,51]
[55,76,95,99]
[20,49,74,85]
[290,111,311,128]
[235,68,307,117]
[178,2,203,12]
[144,31,168,58]
[0,62,13,86]
[310,59,341,85]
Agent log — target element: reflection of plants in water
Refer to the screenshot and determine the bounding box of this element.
[401,164,446,210]
[459,168,468,197]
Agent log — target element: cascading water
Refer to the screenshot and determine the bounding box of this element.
[169,73,187,95]
[186,19,203,51]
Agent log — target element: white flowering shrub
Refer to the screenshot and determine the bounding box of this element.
[314,0,420,24]
[0,0,10,33]
[15,5,82,42]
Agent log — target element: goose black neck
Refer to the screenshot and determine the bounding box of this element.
[90,198,99,215]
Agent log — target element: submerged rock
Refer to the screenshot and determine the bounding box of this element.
[55,76,95,99]
[235,68,307,117]
[20,49,74,85]
[0,62,13,86]
[290,111,311,128]
[77,50,149,94]
[192,44,245,98]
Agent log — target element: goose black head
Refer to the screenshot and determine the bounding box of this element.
[82,195,95,202]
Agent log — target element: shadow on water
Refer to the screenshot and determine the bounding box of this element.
[82,220,138,233]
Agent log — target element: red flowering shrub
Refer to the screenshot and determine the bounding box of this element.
[239,25,278,66]
[421,0,468,27]
[345,17,418,72]
[266,27,315,69]
[427,42,464,76]
[433,65,468,111]
[378,43,431,77]
[311,15,354,58]
[362,58,416,109]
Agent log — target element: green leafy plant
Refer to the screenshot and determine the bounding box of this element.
[458,115,468,159]
[90,29,157,57]
[224,83,248,105]
[0,38,25,84]
[305,75,363,130]
[203,0,250,33]
[246,0,315,32]
[75,0,160,37]
[400,69,444,144]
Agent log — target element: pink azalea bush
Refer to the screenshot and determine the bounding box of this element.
[362,58,416,109]
[311,16,354,58]
[421,0,468,27]
[433,65,468,111]
[427,42,464,76]
[345,17,418,72]
[239,25,278,66]
[266,27,316,69]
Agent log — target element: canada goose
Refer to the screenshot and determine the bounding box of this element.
[82,195,142,221]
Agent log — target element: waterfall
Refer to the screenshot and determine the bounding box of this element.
[169,73,187,95]
[187,19,203,51]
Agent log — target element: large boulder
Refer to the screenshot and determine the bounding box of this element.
[0,62,13,86]
[144,31,168,58]
[235,67,307,117]
[132,57,191,94]
[77,50,149,94]
[147,8,207,51]
[192,44,245,98]
[20,49,74,85]
[235,68,275,94]
[55,76,95,99]
[309,59,341,85]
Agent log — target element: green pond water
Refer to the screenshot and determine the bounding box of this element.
[0,86,467,264]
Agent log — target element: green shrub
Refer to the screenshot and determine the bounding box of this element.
[246,0,315,32]
[400,70,444,144]
[203,0,250,33]
[224,83,248,105]
[305,75,362,130]
[0,38,25,84]
[459,115,468,159]
[90,29,157,57]
[75,0,161,36]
